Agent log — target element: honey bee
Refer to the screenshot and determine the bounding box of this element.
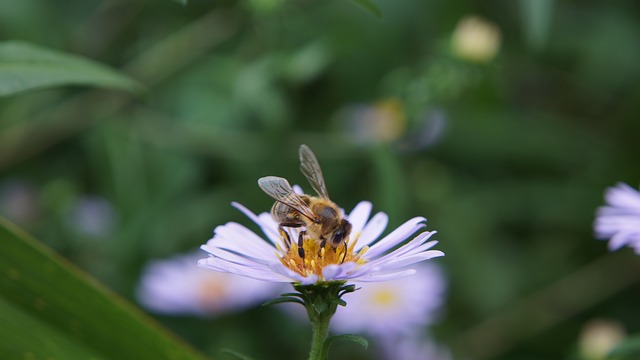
[258,145,352,259]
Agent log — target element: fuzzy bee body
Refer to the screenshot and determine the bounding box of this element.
[258,145,352,257]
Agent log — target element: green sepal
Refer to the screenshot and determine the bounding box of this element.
[261,297,305,307]
[329,298,347,307]
[279,292,306,299]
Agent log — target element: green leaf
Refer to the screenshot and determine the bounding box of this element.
[172,0,188,4]
[0,41,143,97]
[0,216,208,359]
[607,335,640,359]
[322,334,369,359]
[350,0,382,17]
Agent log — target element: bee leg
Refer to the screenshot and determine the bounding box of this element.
[298,231,306,258]
[317,237,327,256]
[340,241,348,263]
[278,226,292,250]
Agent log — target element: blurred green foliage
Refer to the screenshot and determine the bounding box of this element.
[1,0,640,359]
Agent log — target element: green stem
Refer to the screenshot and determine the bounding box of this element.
[308,310,331,360]
[292,282,354,360]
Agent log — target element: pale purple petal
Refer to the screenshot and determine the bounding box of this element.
[232,202,281,244]
[347,201,372,236]
[365,217,427,259]
[353,212,388,250]
[594,182,640,255]
[322,262,358,280]
[269,263,318,284]
[198,257,290,282]
[213,223,277,260]
[353,269,417,282]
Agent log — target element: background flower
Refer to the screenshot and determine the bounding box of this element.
[330,263,449,360]
[137,252,283,317]
[594,182,640,254]
[331,262,446,335]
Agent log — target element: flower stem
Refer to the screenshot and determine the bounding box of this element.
[291,282,355,360]
[308,308,331,360]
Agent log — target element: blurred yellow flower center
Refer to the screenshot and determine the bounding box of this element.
[196,276,228,311]
[372,289,397,307]
[277,233,369,279]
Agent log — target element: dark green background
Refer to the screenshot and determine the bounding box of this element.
[1,0,639,359]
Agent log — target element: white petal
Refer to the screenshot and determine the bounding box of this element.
[370,235,438,265]
[347,201,373,235]
[368,252,445,272]
[232,202,282,244]
[608,231,633,251]
[322,262,358,280]
[351,269,417,282]
[269,262,318,284]
[354,212,388,251]
[215,223,275,253]
[201,245,273,268]
[365,217,427,259]
[198,257,289,282]
[606,183,640,209]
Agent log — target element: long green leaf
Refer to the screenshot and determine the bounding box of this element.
[0,41,143,97]
[0,216,208,360]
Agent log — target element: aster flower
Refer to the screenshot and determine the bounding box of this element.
[594,182,640,254]
[198,144,444,360]
[199,200,443,285]
[137,252,281,317]
[331,263,446,336]
[329,263,448,360]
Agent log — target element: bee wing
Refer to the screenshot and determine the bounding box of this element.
[299,144,330,199]
[258,176,318,221]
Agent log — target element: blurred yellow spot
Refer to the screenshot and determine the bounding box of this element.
[372,289,397,307]
[579,319,626,360]
[451,15,501,63]
[197,276,228,312]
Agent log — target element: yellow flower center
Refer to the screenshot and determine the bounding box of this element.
[278,232,369,279]
[372,289,397,307]
[196,275,228,311]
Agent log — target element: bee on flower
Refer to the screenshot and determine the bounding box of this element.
[198,145,444,285]
[198,145,444,359]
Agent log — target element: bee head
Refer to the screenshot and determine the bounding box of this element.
[331,219,352,247]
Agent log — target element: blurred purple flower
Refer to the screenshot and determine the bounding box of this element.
[137,252,283,317]
[65,195,117,238]
[331,262,447,336]
[594,182,640,254]
[329,263,449,360]
[337,99,407,146]
[0,179,40,225]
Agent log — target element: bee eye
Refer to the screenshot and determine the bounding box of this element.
[331,229,346,246]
